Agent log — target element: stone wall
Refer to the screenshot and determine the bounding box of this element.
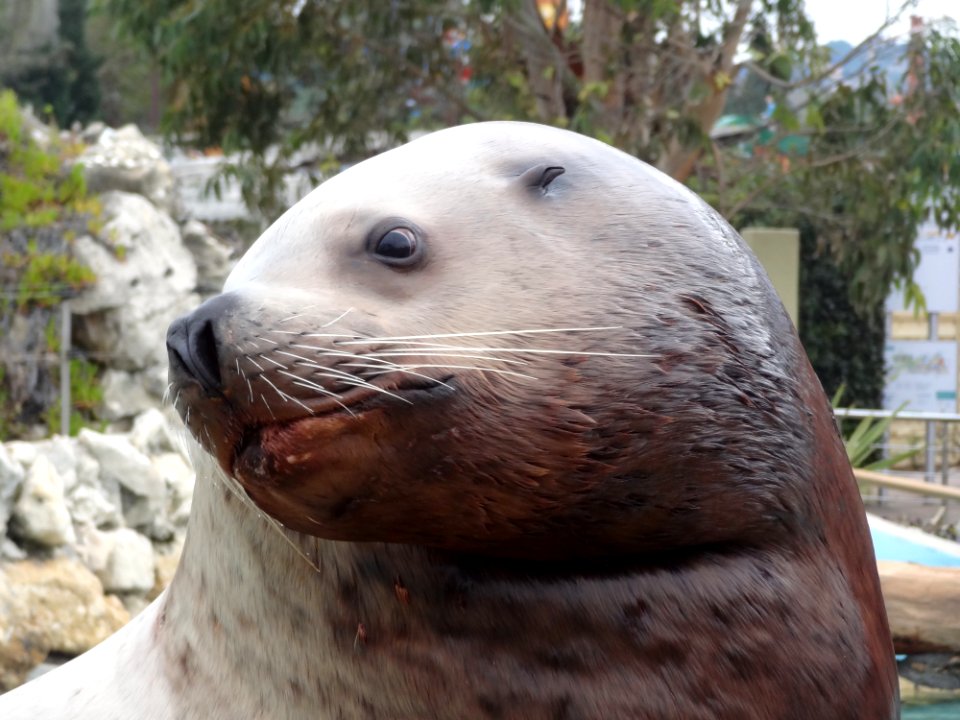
[0,116,233,690]
[0,411,188,689]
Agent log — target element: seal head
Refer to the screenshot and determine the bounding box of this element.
[165,121,898,717]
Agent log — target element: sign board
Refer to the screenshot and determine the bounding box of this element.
[885,224,959,313]
[883,340,958,412]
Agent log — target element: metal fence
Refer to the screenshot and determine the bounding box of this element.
[834,407,960,486]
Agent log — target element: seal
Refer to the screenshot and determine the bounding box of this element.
[0,122,898,719]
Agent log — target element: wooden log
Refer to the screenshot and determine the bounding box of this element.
[855,468,960,502]
[877,560,960,654]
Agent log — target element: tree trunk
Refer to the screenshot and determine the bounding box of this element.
[878,560,960,654]
[503,0,569,121]
[659,0,753,181]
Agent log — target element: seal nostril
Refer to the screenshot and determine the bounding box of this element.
[188,318,223,391]
[167,292,239,394]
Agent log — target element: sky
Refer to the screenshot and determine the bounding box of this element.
[802,0,957,44]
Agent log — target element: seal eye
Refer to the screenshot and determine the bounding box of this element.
[373,227,422,267]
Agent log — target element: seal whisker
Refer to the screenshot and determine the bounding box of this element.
[274,370,356,413]
[253,505,323,574]
[290,345,420,370]
[260,393,276,420]
[274,349,339,366]
[365,350,534,364]
[214,468,323,574]
[297,376,413,405]
[365,347,653,359]
[319,307,353,328]
[258,354,289,370]
[334,326,626,343]
[360,363,538,381]
[260,375,314,414]
[288,362,405,395]
[267,330,356,338]
[246,357,265,372]
[336,362,454,389]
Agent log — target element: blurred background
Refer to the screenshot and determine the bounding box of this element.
[1,0,959,713]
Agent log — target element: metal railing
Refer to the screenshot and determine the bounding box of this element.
[834,407,960,487]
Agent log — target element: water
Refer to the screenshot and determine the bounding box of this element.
[870,517,960,717]
[869,516,960,567]
[903,702,960,719]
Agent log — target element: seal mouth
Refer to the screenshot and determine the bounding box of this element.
[230,374,456,479]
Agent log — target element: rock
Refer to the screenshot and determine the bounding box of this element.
[1,538,27,561]
[119,594,152,616]
[77,429,164,499]
[96,528,156,594]
[141,517,176,543]
[74,523,113,577]
[182,219,233,293]
[80,121,106,145]
[878,560,960,654]
[0,444,25,537]
[142,364,175,401]
[150,542,183,600]
[77,429,165,529]
[97,369,161,422]
[153,452,195,509]
[129,408,179,455]
[170,496,192,528]
[70,193,195,312]
[10,455,76,547]
[24,658,65,683]
[30,436,78,492]
[0,558,130,690]
[5,441,38,467]
[77,125,175,210]
[13,103,57,153]
[65,444,123,530]
[70,191,199,371]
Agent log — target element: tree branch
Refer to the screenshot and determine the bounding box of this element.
[739,0,916,90]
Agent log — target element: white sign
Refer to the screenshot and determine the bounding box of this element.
[885,224,959,313]
[883,340,958,412]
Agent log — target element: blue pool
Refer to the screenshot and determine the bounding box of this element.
[869,515,960,567]
[868,515,960,717]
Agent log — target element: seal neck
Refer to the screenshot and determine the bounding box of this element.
[157,445,894,719]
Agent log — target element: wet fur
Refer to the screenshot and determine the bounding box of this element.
[0,122,898,719]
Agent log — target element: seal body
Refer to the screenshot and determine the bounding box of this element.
[0,122,898,719]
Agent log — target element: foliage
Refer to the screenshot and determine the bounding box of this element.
[1,239,97,310]
[0,0,102,126]
[830,387,918,471]
[0,90,98,309]
[0,89,102,439]
[705,24,960,315]
[100,1,960,315]
[44,358,105,437]
[796,223,884,409]
[86,6,161,130]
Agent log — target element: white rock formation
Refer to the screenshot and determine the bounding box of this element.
[77,125,176,210]
[0,444,25,537]
[71,191,199,372]
[11,455,76,547]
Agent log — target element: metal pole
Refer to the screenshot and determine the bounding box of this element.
[925,312,939,485]
[925,421,937,484]
[59,301,71,437]
[942,421,950,485]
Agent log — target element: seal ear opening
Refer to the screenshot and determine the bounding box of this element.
[518,164,565,194]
